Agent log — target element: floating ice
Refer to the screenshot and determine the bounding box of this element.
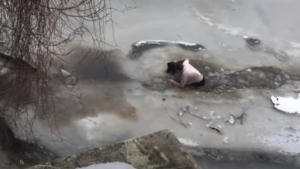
[270,92,300,114]
[227,115,235,124]
[76,162,137,169]
[223,137,229,144]
[134,40,205,50]
[187,122,193,126]
[178,138,200,147]
[61,69,71,77]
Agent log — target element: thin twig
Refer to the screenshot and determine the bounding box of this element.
[163,104,187,128]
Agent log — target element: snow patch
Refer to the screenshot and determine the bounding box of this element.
[270,93,300,114]
[76,162,136,169]
[178,138,200,147]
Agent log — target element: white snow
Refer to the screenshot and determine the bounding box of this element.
[76,162,136,169]
[178,138,200,147]
[270,93,300,114]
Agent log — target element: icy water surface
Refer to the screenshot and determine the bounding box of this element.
[3,0,300,168]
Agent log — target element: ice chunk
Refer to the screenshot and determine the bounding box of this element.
[61,69,71,77]
[270,93,300,114]
[76,162,137,169]
[178,138,200,146]
[223,137,229,144]
[187,122,193,126]
[134,40,205,50]
[228,115,235,124]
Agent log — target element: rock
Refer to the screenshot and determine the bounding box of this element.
[28,130,200,169]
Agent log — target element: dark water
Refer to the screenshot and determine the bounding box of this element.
[63,46,129,82]
[187,147,300,169]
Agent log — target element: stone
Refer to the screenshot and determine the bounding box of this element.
[28,130,201,169]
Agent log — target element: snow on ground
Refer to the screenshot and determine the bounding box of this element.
[76,162,136,169]
[271,92,300,114]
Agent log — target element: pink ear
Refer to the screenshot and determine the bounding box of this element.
[173,60,177,63]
